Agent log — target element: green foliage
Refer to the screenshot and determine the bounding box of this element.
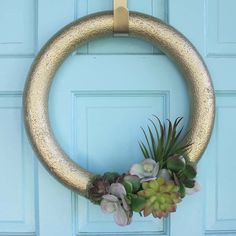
[123,180,133,194]
[166,156,185,172]
[174,162,197,194]
[123,175,141,193]
[139,116,192,169]
[182,164,197,179]
[182,179,195,188]
[178,182,186,198]
[129,194,146,212]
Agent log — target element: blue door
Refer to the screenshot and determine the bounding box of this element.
[0,0,235,235]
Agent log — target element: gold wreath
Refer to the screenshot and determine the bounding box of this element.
[24,12,215,197]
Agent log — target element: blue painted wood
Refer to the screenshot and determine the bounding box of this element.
[0,0,36,56]
[206,0,236,56]
[0,0,235,235]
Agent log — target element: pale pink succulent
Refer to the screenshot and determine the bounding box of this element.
[100,183,131,226]
[129,159,159,182]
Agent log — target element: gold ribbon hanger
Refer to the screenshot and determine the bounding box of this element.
[113,0,129,34]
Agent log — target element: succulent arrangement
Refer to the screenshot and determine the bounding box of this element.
[88,116,200,226]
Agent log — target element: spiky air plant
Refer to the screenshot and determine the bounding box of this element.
[139,116,192,168]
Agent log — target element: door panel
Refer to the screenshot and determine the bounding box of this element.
[0,1,235,236]
[0,94,35,233]
[48,54,188,235]
[0,0,36,56]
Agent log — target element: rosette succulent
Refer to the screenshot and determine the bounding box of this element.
[138,177,181,218]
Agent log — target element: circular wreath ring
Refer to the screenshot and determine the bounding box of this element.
[24,12,215,197]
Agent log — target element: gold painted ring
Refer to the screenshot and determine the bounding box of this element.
[24,12,215,197]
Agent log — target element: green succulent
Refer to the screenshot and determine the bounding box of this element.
[174,162,197,197]
[139,116,192,169]
[122,175,141,194]
[137,177,182,218]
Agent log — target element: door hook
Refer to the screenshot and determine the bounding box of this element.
[113,0,129,34]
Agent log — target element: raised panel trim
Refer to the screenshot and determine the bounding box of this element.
[205,229,236,236]
[72,195,170,236]
[205,0,236,57]
[71,90,170,235]
[0,0,38,57]
[72,90,169,170]
[0,233,35,236]
[205,91,236,234]
[0,92,36,234]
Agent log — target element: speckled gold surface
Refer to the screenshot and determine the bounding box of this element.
[24,12,215,197]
